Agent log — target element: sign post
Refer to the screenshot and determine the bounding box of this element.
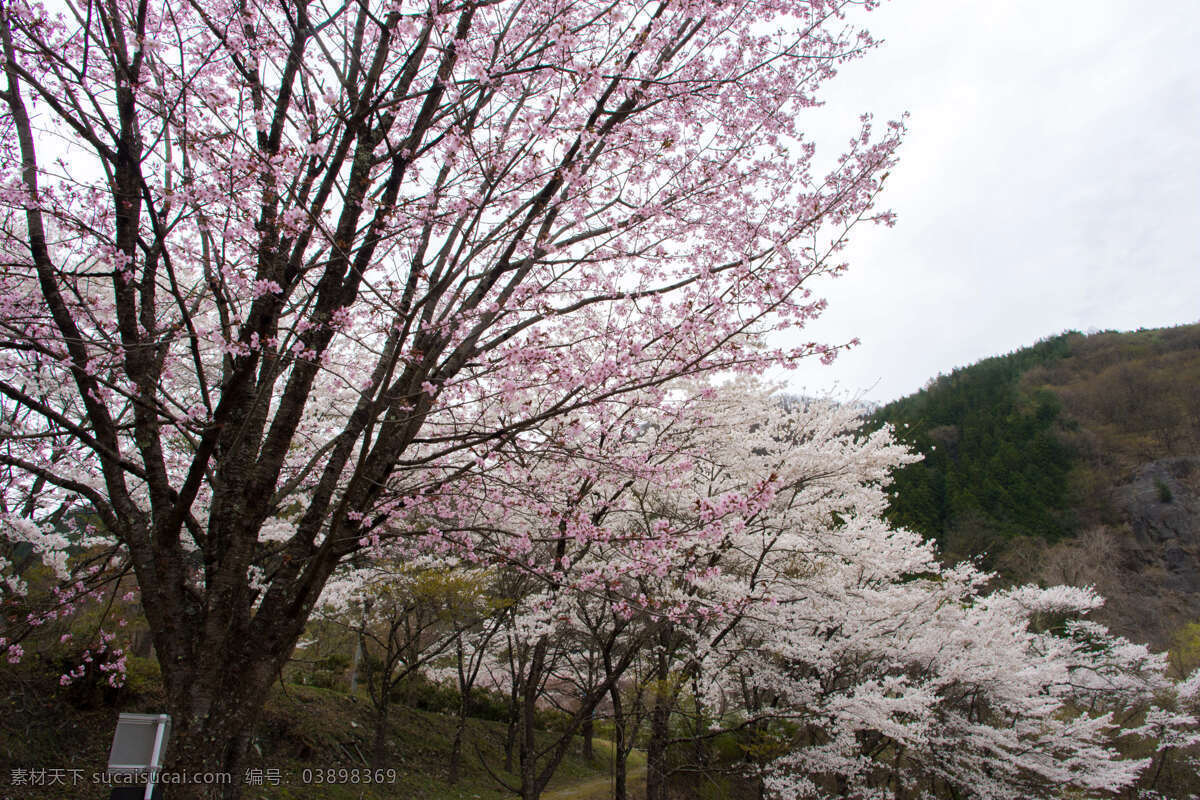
[107,712,171,800]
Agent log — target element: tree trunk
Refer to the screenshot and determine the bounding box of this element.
[504,638,523,774]
[613,745,627,800]
[645,635,673,800]
[371,698,392,770]
[518,644,543,800]
[580,713,594,761]
[448,687,470,784]
[892,744,905,800]
[164,714,255,800]
[608,683,628,800]
[505,690,519,774]
[348,637,363,694]
[690,682,709,798]
[644,693,671,800]
[504,620,647,800]
[158,657,277,800]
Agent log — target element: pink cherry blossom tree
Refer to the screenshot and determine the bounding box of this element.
[0,0,901,794]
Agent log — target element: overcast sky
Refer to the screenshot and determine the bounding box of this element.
[775,0,1200,404]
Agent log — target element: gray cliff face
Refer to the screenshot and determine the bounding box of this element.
[1121,458,1197,527]
[1120,459,1200,581]
[1026,458,1200,651]
[1105,458,1200,648]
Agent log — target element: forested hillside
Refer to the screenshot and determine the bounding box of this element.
[873,322,1200,648]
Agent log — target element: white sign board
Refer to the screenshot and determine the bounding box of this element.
[108,713,171,800]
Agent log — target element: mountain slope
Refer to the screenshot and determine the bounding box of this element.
[872,322,1200,648]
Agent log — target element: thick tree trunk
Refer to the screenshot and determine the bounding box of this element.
[165,725,252,800]
[164,719,253,800]
[158,656,278,800]
[580,713,594,761]
[134,447,345,800]
[146,582,337,800]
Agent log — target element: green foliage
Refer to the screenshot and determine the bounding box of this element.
[302,654,351,690]
[384,673,511,723]
[871,333,1078,558]
[1169,620,1200,679]
[872,320,1200,577]
[121,654,163,698]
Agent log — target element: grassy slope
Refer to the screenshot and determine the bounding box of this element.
[0,657,624,800]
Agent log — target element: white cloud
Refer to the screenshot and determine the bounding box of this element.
[777,0,1200,402]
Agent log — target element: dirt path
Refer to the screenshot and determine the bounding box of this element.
[542,765,646,800]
